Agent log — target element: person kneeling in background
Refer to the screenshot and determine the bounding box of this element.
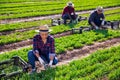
[88,6,106,30]
[62,1,78,24]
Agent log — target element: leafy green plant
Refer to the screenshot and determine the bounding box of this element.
[0,0,120,20]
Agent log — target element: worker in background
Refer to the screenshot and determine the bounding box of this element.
[88,6,106,29]
[62,1,78,24]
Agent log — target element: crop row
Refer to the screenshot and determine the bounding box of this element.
[0,13,120,45]
[1,0,118,11]
[0,0,120,20]
[0,19,50,32]
[1,1,119,15]
[0,1,65,8]
[0,0,51,3]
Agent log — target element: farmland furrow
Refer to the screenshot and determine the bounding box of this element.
[0,6,120,24]
[57,37,120,66]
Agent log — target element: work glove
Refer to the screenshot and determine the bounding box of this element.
[95,26,99,30]
[38,57,45,65]
[49,60,53,67]
[101,20,105,26]
[71,12,74,15]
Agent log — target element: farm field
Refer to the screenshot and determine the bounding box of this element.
[0,0,120,80]
[0,9,120,46]
[0,8,120,32]
[1,43,120,80]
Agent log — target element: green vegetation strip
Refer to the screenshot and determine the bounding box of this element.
[0,0,57,3]
[0,19,50,32]
[0,0,120,20]
[0,13,120,45]
[0,29,120,61]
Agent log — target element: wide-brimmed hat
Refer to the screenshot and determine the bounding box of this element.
[96,6,104,13]
[67,1,74,7]
[35,25,52,32]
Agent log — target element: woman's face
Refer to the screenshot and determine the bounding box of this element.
[40,32,48,40]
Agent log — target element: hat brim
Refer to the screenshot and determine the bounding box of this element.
[35,29,52,32]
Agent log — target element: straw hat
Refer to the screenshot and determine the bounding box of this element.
[35,25,52,32]
[96,6,104,13]
[67,1,74,7]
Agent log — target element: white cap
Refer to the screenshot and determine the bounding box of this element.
[96,6,104,13]
[67,1,74,7]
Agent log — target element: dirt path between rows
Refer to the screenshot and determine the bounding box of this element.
[57,37,120,66]
[0,6,120,24]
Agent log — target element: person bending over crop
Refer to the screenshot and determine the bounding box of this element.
[28,25,58,72]
[88,6,106,29]
[62,1,78,24]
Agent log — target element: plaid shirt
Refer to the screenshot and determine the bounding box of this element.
[33,34,55,55]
